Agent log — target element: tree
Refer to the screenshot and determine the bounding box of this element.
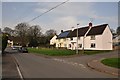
[116,26,120,35]
[2,33,8,54]
[27,25,42,47]
[45,29,56,47]
[110,28,115,34]
[45,29,56,37]
[0,28,1,33]
[15,22,29,46]
[3,27,14,36]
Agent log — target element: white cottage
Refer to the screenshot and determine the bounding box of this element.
[50,35,57,45]
[50,23,113,50]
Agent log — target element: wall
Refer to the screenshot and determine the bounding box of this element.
[50,35,57,45]
[102,25,113,50]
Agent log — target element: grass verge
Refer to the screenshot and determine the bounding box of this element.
[101,58,120,69]
[28,48,76,56]
[82,50,112,55]
[28,48,112,56]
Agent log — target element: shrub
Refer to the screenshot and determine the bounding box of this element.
[2,34,8,53]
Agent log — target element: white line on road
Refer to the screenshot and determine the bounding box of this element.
[12,55,24,80]
[52,58,86,68]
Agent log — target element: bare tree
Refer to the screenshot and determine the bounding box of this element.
[45,29,57,47]
[3,27,14,36]
[117,26,120,35]
[27,25,42,39]
[27,25,42,47]
[45,29,56,37]
[15,22,29,46]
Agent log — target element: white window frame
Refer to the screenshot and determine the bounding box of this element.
[91,43,96,48]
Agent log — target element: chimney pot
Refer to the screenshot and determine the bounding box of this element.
[89,22,92,27]
[61,30,63,33]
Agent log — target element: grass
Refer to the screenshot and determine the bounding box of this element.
[28,48,76,56]
[28,47,112,56]
[81,50,112,55]
[101,58,120,69]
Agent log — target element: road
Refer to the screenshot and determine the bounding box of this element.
[6,48,118,78]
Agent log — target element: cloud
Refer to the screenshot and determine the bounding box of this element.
[35,8,48,13]
[32,2,118,33]
[92,15,118,24]
[2,2,118,34]
[0,2,1,28]
[35,2,95,17]
[32,2,96,33]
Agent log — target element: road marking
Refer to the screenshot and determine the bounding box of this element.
[16,65,23,79]
[12,55,24,80]
[93,60,98,62]
[53,58,86,68]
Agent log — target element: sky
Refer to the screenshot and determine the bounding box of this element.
[1,0,119,34]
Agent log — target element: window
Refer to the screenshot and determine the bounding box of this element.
[91,43,96,48]
[70,37,73,40]
[69,44,71,48]
[91,35,95,40]
[78,44,82,48]
[64,39,66,41]
[59,43,61,47]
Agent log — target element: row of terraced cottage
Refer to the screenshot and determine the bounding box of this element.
[50,23,113,50]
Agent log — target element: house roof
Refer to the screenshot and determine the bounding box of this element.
[67,27,89,37]
[57,30,71,39]
[87,24,108,36]
[57,23,108,39]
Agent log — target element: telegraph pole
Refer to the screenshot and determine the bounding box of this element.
[76,23,79,54]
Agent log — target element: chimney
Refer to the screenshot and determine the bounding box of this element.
[61,30,63,33]
[89,22,92,27]
[71,26,74,31]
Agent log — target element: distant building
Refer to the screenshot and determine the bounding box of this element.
[50,35,57,46]
[113,35,120,50]
[50,23,113,50]
[7,40,13,47]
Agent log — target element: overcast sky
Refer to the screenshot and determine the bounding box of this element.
[1,0,119,34]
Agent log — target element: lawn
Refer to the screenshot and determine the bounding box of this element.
[28,48,76,56]
[28,47,112,56]
[101,58,120,69]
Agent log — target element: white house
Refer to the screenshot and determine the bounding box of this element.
[50,23,113,50]
[7,40,13,47]
[50,35,57,46]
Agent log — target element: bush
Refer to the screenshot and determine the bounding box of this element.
[2,34,8,53]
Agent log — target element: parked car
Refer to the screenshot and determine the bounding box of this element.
[12,46,22,50]
[18,47,28,53]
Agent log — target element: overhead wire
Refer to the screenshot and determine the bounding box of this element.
[27,0,69,23]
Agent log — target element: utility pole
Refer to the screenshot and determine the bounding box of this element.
[82,37,84,54]
[76,23,79,54]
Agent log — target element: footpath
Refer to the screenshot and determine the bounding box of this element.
[2,52,20,79]
[87,51,119,76]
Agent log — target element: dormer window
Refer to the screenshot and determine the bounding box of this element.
[91,35,95,40]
